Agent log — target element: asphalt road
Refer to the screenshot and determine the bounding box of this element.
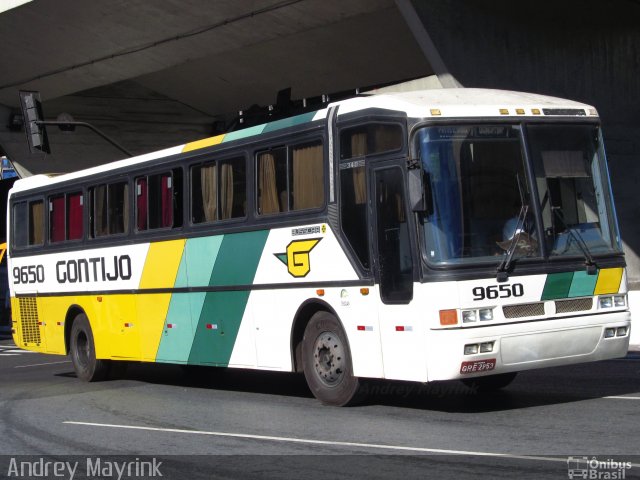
[1,335,639,480]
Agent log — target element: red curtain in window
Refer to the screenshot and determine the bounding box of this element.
[49,196,65,243]
[67,192,83,240]
[161,174,173,228]
[136,178,148,231]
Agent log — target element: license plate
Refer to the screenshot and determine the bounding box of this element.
[460,359,496,374]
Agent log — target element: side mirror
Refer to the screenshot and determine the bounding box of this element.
[408,167,427,212]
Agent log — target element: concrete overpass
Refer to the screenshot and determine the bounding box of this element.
[1,0,639,328]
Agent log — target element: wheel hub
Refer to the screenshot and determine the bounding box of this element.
[312,332,345,386]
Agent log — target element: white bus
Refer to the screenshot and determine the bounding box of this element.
[7,88,631,405]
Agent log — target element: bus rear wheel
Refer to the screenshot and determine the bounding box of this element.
[461,372,518,392]
[69,313,109,382]
[301,312,363,406]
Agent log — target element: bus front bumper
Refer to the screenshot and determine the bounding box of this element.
[426,311,631,382]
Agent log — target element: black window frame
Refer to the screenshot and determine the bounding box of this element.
[255,138,326,217]
[134,167,183,233]
[88,180,131,239]
[189,154,247,226]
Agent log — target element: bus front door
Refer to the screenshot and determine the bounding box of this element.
[372,166,424,381]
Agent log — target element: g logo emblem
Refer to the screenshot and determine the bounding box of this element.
[275,238,321,278]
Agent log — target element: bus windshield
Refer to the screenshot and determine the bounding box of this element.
[415,123,621,267]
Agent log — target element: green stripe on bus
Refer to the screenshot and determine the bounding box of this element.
[568,270,598,297]
[156,236,223,362]
[156,293,194,363]
[188,230,269,366]
[185,236,223,287]
[222,125,266,143]
[541,272,574,300]
[187,291,251,365]
[262,111,317,133]
[209,230,269,286]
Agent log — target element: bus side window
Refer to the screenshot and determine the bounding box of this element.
[90,182,129,237]
[191,158,245,224]
[67,192,83,240]
[49,191,83,243]
[29,200,44,246]
[219,158,246,219]
[12,202,28,247]
[290,142,323,211]
[257,142,323,216]
[257,147,288,215]
[137,168,183,231]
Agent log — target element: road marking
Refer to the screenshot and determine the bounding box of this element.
[0,353,19,356]
[605,396,640,400]
[14,360,71,368]
[64,421,619,465]
[0,348,37,354]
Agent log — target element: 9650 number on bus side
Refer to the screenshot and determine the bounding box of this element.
[472,283,524,301]
[13,265,45,284]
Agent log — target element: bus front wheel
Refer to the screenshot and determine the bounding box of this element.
[69,313,109,382]
[301,312,363,406]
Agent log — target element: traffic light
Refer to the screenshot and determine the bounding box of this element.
[19,90,50,154]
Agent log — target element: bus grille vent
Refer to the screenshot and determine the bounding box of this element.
[555,298,593,314]
[18,297,40,345]
[503,302,545,319]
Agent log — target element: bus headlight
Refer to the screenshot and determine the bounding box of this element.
[616,326,629,337]
[614,295,627,307]
[462,307,494,323]
[599,296,613,309]
[464,344,479,355]
[462,310,477,323]
[480,341,495,353]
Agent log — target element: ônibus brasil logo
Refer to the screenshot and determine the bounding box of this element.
[275,238,321,278]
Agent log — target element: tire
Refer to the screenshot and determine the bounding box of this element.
[69,313,109,382]
[301,311,364,406]
[461,372,518,393]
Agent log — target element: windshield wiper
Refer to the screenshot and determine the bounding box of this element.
[496,204,528,282]
[552,207,597,275]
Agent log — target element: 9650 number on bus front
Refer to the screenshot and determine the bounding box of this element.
[472,283,524,301]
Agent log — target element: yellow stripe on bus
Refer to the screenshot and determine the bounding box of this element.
[139,240,186,289]
[594,267,624,295]
[181,134,225,153]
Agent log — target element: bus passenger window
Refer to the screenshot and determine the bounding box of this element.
[136,170,183,231]
[191,157,245,223]
[257,142,323,215]
[90,182,129,237]
[67,192,83,240]
[11,199,45,248]
[29,200,44,246]
[12,202,28,248]
[219,159,246,219]
[49,195,65,243]
[291,142,323,210]
[191,163,217,223]
[49,191,83,243]
[257,148,287,215]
